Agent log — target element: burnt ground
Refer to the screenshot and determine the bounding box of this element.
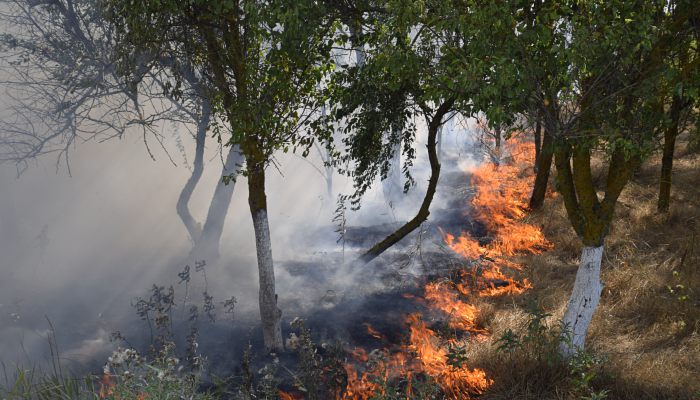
[112,151,490,384]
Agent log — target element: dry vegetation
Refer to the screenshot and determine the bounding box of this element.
[467,139,700,400]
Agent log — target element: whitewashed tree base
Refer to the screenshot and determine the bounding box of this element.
[252,208,284,352]
[560,245,604,358]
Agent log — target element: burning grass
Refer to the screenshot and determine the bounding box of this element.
[335,137,699,399]
[332,137,552,399]
[3,139,697,400]
[465,139,700,399]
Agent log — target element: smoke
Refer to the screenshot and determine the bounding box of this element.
[0,106,483,375]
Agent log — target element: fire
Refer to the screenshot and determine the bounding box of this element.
[445,138,551,297]
[424,281,480,332]
[278,390,302,400]
[331,136,551,399]
[99,373,114,399]
[364,323,385,340]
[407,314,492,398]
[98,372,148,399]
[336,283,492,399]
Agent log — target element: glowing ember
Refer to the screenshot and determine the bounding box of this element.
[364,323,385,340]
[278,390,300,400]
[99,373,114,399]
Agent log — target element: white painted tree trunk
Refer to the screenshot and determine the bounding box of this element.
[251,208,284,352]
[383,139,403,207]
[176,106,209,244]
[192,145,244,261]
[560,245,604,358]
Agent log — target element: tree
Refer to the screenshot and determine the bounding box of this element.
[0,0,245,261]
[438,0,698,356]
[656,20,698,213]
[161,65,245,261]
[541,0,698,356]
[0,0,144,173]
[330,2,466,264]
[106,0,337,351]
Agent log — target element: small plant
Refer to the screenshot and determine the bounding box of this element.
[446,344,470,369]
[100,342,213,400]
[495,303,561,366]
[568,349,608,399]
[667,270,691,303]
[333,195,348,262]
[494,304,609,398]
[494,328,522,354]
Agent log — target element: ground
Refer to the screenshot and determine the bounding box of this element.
[470,140,700,400]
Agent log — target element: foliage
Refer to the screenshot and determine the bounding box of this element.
[327,1,467,208]
[101,342,213,400]
[494,305,610,399]
[104,0,339,168]
[495,304,563,366]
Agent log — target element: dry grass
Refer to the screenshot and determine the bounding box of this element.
[469,145,700,400]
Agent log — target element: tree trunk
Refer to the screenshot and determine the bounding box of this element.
[383,137,403,207]
[191,145,244,261]
[486,125,503,166]
[559,245,604,358]
[437,124,443,160]
[658,95,682,213]
[554,141,638,358]
[176,103,210,243]
[494,125,501,151]
[0,189,21,269]
[534,120,542,170]
[325,161,333,201]
[350,25,364,66]
[359,97,455,264]
[248,163,284,352]
[528,128,554,210]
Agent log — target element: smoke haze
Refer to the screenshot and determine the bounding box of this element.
[0,109,481,374]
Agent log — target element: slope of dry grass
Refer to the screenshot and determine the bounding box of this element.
[471,143,700,400]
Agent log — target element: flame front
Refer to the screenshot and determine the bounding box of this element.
[407,314,492,398]
[334,137,550,399]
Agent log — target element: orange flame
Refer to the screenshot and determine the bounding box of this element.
[424,281,480,332]
[278,390,302,400]
[445,138,551,297]
[332,137,551,399]
[407,314,492,398]
[364,323,385,340]
[98,373,114,399]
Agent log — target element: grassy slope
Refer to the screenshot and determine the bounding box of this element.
[472,142,700,400]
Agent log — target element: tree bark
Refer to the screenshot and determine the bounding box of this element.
[495,125,502,151]
[176,102,210,243]
[658,95,683,213]
[383,137,403,207]
[359,97,455,264]
[191,145,244,261]
[437,124,444,159]
[559,245,604,358]
[248,163,284,352]
[325,159,333,201]
[534,120,542,169]
[528,127,554,210]
[554,140,639,357]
